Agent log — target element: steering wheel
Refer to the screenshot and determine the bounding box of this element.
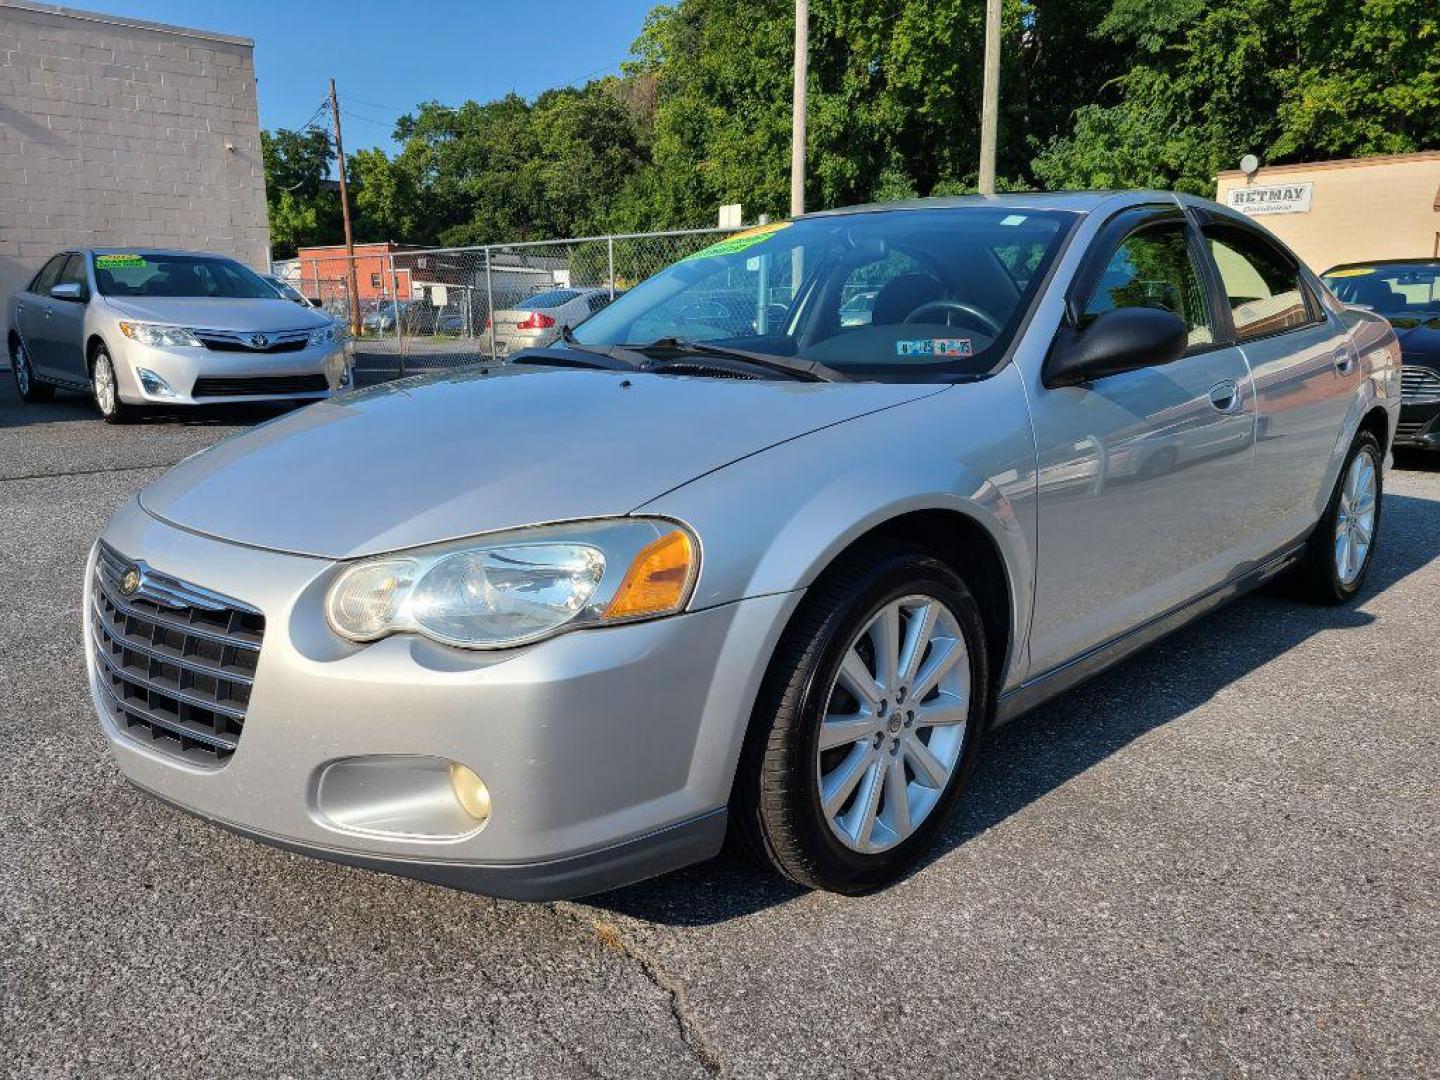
[676,298,733,323]
[903,299,1002,337]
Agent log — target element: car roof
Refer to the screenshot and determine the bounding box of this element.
[1322,257,1440,272]
[84,247,238,259]
[805,189,1223,219]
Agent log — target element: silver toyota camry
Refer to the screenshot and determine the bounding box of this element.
[8,249,349,422]
[85,192,1400,899]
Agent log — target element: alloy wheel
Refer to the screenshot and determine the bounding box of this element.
[815,594,970,854]
[14,343,31,395]
[1335,449,1377,585]
[93,354,117,416]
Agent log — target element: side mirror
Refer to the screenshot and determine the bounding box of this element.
[1044,306,1188,389]
[50,282,84,302]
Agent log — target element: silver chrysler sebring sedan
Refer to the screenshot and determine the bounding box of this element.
[86,193,1399,899]
[8,249,349,422]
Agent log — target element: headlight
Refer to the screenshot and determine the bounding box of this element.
[117,321,200,348]
[325,518,698,649]
[308,324,342,347]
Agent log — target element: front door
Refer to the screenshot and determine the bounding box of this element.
[45,254,91,383]
[1025,208,1256,676]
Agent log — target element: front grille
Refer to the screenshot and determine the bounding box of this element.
[192,374,329,397]
[198,337,306,354]
[1396,417,1428,438]
[1400,365,1440,404]
[193,328,312,354]
[90,543,263,765]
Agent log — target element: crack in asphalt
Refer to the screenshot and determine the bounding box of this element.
[552,901,726,1078]
[0,462,183,483]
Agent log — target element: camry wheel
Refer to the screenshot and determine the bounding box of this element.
[734,541,989,893]
[91,348,134,424]
[11,338,54,402]
[1292,430,1382,604]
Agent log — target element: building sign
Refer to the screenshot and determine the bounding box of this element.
[1226,182,1314,215]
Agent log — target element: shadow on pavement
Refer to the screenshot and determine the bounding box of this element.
[591,491,1438,927]
[0,378,302,429]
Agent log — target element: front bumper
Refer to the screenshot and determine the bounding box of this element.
[86,498,797,899]
[110,336,350,406]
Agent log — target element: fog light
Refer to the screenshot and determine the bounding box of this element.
[450,763,491,823]
[136,367,179,398]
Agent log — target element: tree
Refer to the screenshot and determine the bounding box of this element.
[261,128,342,257]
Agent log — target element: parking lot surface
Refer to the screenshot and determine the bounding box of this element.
[2,380,1436,1079]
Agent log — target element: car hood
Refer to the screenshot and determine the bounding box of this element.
[103,295,332,331]
[1391,316,1440,367]
[138,366,944,559]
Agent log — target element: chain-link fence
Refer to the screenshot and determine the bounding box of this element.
[276,227,746,384]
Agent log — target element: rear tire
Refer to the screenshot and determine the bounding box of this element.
[733,542,990,893]
[91,347,136,424]
[11,338,54,402]
[1290,430,1382,604]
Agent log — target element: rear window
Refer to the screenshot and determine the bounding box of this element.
[518,290,581,310]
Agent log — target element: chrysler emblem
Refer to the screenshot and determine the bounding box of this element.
[120,567,141,595]
[247,333,270,349]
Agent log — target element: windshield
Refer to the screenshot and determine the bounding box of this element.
[572,207,1075,378]
[93,253,279,299]
[1323,262,1440,318]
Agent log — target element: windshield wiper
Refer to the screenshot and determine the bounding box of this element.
[635,338,847,382]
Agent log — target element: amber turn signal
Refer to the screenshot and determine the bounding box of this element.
[604,529,696,619]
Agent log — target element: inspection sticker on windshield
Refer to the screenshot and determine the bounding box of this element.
[95,254,146,268]
[1000,214,1028,226]
[682,221,792,262]
[896,338,972,358]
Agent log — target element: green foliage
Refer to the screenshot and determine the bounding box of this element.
[262,0,1440,258]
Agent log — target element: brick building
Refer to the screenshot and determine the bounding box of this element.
[0,0,269,334]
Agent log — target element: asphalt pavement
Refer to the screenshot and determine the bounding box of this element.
[1,377,1436,1079]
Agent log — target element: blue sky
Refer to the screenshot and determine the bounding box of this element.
[92,0,660,152]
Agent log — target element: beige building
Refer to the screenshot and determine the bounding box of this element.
[0,0,270,334]
[1215,151,1440,275]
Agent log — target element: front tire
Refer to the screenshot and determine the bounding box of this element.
[91,348,135,424]
[11,338,54,402]
[1291,430,1383,604]
[734,542,990,893]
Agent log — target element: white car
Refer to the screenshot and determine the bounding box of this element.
[486,287,619,356]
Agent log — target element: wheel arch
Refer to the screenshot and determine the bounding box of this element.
[84,332,110,374]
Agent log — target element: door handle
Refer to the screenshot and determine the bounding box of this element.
[1208,379,1243,414]
[1333,348,1355,375]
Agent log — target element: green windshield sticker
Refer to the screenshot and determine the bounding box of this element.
[1325,267,1374,278]
[95,254,147,268]
[682,221,792,262]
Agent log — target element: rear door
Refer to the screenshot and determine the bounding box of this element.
[1196,212,1357,555]
[16,254,67,376]
[1026,205,1257,675]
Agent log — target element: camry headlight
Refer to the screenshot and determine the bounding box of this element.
[117,321,201,347]
[308,324,342,347]
[325,518,698,649]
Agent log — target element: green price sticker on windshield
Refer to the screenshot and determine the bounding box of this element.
[95,254,147,268]
[682,221,792,262]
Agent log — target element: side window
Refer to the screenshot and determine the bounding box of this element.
[587,293,611,313]
[1206,226,1314,340]
[1084,223,1214,348]
[30,255,67,295]
[56,254,88,295]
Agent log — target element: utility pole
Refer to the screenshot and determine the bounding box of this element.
[977,0,1002,195]
[790,0,808,217]
[329,78,361,336]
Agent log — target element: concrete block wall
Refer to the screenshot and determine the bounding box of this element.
[0,1,270,334]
